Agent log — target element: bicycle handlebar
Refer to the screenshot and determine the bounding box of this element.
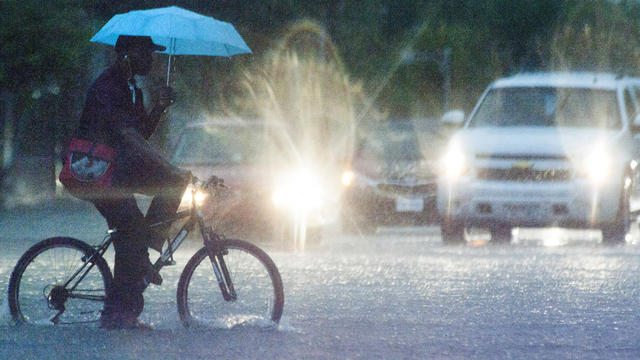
[192,174,227,191]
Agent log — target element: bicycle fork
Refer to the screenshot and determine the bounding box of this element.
[204,229,237,302]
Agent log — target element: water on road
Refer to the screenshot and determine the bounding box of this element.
[0,203,639,359]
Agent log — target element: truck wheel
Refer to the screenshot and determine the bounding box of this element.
[441,220,466,244]
[601,188,631,245]
[490,225,512,244]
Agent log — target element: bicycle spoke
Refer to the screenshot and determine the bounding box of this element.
[178,240,283,328]
[9,238,111,326]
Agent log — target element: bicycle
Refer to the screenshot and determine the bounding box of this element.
[7,176,284,328]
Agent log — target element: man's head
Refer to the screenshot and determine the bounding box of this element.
[115,36,166,76]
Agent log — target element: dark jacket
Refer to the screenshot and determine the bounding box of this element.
[75,65,185,190]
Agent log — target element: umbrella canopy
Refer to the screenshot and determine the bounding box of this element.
[91,6,251,84]
[91,6,251,56]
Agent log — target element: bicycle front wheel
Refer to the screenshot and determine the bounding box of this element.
[8,237,112,326]
[177,239,284,328]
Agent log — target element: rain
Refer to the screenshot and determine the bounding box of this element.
[4,1,640,359]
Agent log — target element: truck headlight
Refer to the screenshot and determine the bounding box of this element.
[442,142,468,180]
[578,147,611,184]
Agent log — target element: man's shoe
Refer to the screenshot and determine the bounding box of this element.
[100,314,152,331]
[99,314,121,330]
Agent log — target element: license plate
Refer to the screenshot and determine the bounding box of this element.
[396,197,424,212]
[504,203,539,217]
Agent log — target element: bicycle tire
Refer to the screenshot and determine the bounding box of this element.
[177,238,284,328]
[8,237,113,326]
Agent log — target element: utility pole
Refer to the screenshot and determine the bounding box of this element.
[401,47,452,112]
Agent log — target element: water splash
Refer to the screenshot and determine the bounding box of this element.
[228,20,382,250]
[182,314,301,333]
[0,297,11,325]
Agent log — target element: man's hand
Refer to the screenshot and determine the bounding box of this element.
[157,86,176,109]
[206,175,225,188]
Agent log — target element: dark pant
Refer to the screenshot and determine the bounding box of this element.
[94,176,187,319]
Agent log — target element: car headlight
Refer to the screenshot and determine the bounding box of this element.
[272,168,324,211]
[341,170,355,187]
[441,142,468,180]
[580,147,611,184]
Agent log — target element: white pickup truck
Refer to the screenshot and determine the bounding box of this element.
[437,72,640,244]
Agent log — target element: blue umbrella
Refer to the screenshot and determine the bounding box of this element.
[91,6,252,84]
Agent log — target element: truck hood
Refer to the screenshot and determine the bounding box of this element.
[451,127,627,158]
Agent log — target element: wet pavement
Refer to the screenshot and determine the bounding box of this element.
[1,202,640,359]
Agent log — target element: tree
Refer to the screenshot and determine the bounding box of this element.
[550,0,640,73]
[0,0,93,204]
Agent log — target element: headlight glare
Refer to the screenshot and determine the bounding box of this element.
[181,188,208,208]
[341,170,355,187]
[272,169,324,211]
[584,150,610,184]
[442,143,467,179]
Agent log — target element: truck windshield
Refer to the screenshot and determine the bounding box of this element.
[468,87,622,129]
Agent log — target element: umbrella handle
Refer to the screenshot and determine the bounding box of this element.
[166,53,172,86]
[166,38,176,86]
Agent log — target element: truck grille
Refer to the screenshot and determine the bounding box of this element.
[476,167,571,182]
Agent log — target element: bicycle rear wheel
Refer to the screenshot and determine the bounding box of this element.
[177,238,284,328]
[8,237,112,325]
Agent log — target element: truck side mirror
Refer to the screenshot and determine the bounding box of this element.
[441,110,465,127]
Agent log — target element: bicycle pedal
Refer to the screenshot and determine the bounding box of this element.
[163,260,176,266]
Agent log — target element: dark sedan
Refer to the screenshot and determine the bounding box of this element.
[170,119,340,247]
[340,119,445,234]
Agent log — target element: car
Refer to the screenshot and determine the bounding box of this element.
[170,119,339,247]
[340,119,445,234]
[437,72,640,244]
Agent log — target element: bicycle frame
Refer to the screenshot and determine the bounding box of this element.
[150,184,238,301]
[159,184,237,300]
[69,182,237,306]
[150,184,217,270]
[6,173,276,328]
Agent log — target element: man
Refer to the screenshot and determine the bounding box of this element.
[73,35,190,329]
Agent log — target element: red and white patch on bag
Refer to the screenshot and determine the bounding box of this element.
[59,138,117,198]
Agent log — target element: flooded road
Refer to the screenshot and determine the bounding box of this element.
[0,203,639,359]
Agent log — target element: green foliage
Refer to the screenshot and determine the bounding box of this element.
[1,0,94,156]
[0,0,92,91]
[550,0,640,73]
[6,0,640,151]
